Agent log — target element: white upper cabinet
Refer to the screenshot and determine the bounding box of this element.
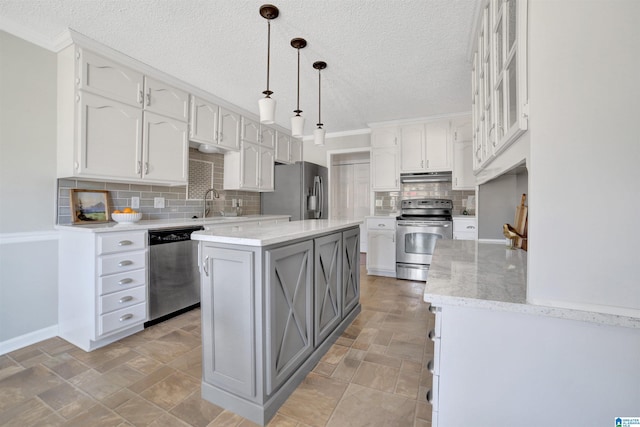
[57,45,189,185]
[451,115,475,190]
[472,0,528,171]
[290,138,302,163]
[371,126,399,148]
[260,126,276,149]
[189,96,240,151]
[259,147,275,191]
[275,132,303,164]
[399,120,451,173]
[241,117,261,145]
[77,48,144,107]
[143,112,189,183]
[218,107,241,151]
[77,91,143,180]
[143,76,189,121]
[370,127,400,191]
[224,141,274,192]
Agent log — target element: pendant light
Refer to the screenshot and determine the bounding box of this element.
[258,4,279,124]
[313,61,327,146]
[290,38,307,137]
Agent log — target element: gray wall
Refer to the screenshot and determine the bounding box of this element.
[0,31,59,344]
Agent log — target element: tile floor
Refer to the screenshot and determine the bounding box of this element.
[0,265,434,426]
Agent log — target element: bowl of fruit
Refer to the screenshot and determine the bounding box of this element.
[111,207,142,224]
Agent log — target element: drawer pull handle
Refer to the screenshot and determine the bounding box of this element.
[466,225,475,229]
[119,314,133,322]
[378,223,385,227]
[118,278,133,285]
[118,240,133,246]
[118,260,133,267]
[427,359,434,373]
[428,305,437,313]
[428,329,437,341]
[203,256,209,276]
[119,296,133,304]
[426,389,433,403]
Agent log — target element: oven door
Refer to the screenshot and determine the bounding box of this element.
[396,220,452,266]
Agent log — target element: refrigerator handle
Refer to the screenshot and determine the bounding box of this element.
[318,176,324,218]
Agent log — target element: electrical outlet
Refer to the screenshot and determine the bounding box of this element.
[375,200,383,207]
[131,196,140,209]
[154,197,165,208]
[238,199,243,207]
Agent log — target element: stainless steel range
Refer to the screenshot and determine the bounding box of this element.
[396,199,453,281]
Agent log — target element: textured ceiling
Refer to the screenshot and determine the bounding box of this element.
[0,0,478,136]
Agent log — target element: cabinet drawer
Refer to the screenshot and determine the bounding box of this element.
[99,286,146,315]
[99,251,146,276]
[99,269,146,295]
[98,302,146,336]
[453,219,476,232]
[366,217,396,230]
[97,232,146,255]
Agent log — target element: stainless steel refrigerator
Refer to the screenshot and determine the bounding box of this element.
[261,161,328,220]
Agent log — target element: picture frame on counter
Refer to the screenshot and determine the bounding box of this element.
[70,189,110,224]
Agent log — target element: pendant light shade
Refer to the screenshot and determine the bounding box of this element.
[290,38,307,137]
[313,61,327,146]
[259,4,279,124]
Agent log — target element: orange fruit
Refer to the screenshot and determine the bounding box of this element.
[113,210,121,214]
[123,207,133,213]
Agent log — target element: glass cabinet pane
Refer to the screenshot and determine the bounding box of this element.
[495,80,504,144]
[495,19,504,71]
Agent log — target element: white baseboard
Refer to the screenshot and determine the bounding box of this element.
[0,325,58,355]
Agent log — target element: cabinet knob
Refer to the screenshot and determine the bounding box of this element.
[428,329,437,341]
[119,313,134,322]
[118,240,133,246]
[118,278,133,285]
[119,296,133,304]
[426,389,433,403]
[118,260,133,267]
[428,305,437,313]
[427,359,435,373]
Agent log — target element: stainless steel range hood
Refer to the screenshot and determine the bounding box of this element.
[400,171,452,183]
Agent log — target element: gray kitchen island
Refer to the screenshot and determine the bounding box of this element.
[191,219,362,425]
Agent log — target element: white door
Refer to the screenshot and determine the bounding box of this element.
[371,127,398,148]
[371,148,399,191]
[331,165,352,219]
[353,164,370,219]
[275,132,291,163]
[367,230,396,271]
[453,141,475,190]
[290,139,303,163]
[143,112,189,184]
[78,92,142,180]
[260,127,276,149]
[241,118,260,145]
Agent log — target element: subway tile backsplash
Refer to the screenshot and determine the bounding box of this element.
[374,182,476,216]
[56,148,260,224]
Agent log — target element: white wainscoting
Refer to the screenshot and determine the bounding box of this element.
[0,231,59,355]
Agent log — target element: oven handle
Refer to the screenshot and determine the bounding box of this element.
[397,223,450,227]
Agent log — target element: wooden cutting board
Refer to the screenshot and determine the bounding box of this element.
[514,194,527,249]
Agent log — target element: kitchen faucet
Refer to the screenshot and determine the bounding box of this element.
[202,188,220,218]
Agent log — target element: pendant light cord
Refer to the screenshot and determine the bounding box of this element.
[317,68,322,126]
[296,48,301,114]
[266,20,271,96]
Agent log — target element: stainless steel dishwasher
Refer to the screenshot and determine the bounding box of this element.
[146,226,203,326]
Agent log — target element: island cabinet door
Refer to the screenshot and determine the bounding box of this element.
[265,241,314,395]
[342,228,361,317]
[201,246,257,399]
[314,233,342,347]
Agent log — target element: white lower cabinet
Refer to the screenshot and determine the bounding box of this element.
[453,217,477,240]
[200,226,361,425]
[366,217,396,277]
[58,230,148,351]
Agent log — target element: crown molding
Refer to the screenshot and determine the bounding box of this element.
[367,111,472,128]
[301,127,371,142]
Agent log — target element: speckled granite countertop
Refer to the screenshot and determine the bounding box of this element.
[424,240,640,329]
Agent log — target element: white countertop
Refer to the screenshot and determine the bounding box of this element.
[191,219,363,247]
[54,215,291,233]
[424,240,640,329]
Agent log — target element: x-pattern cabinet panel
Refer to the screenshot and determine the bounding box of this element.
[342,227,360,315]
[265,241,314,395]
[314,233,342,346]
